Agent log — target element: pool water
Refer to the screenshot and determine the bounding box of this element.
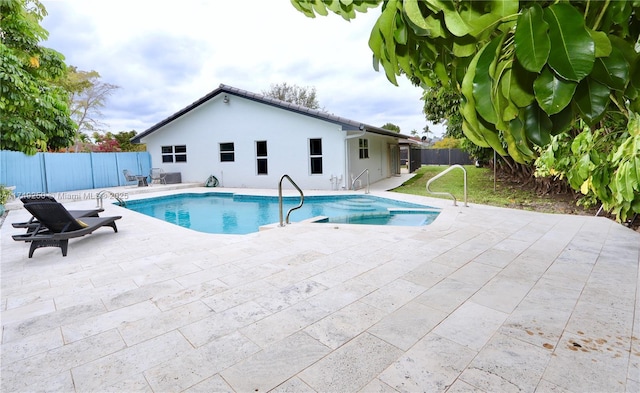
[124,193,440,235]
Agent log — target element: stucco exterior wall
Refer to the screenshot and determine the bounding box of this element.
[346,133,399,189]
[141,94,351,190]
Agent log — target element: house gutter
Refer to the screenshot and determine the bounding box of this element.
[344,124,366,190]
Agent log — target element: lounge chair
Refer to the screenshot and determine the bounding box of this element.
[12,202,122,258]
[12,196,104,231]
[123,169,148,187]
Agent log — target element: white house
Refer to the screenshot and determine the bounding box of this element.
[132,84,412,190]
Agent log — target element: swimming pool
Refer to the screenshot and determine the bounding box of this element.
[124,193,440,235]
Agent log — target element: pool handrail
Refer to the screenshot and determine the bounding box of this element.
[278,175,305,226]
[426,164,468,207]
[96,190,126,208]
[351,168,370,194]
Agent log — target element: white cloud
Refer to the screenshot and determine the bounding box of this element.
[41,0,445,136]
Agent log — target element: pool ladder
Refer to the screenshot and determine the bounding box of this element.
[351,168,370,194]
[96,190,126,208]
[426,164,468,206]
[278,175,304,227]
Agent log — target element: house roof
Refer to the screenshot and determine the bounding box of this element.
[131,84,411,143]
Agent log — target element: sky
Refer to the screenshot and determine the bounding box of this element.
[40,0,445,137]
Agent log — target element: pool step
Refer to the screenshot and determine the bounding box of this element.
[325,199,377,212]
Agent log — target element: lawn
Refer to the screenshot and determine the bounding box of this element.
[392,165,595,215]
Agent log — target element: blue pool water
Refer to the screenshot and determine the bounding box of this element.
[124,193,440,235]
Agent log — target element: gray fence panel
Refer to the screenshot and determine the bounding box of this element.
[44,153,94,192]
[0,150,46,195]
[421,149,473,166]
[91,152,120,188]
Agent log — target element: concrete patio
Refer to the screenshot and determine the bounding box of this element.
[1,180,638,392]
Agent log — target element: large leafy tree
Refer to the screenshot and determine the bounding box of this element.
[262,82,323,110]
[292,0,640,221]
[0,0,76,154]
[381,122,401,132]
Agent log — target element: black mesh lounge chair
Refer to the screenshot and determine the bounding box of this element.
[12,196,104,231]
[12,202,121,258]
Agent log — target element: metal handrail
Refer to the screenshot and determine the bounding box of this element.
[351,168,370,194]
[278,175,304,226]
[96,190,126,208]
[426,164,468,206]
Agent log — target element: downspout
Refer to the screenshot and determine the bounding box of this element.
[344,124,366,190]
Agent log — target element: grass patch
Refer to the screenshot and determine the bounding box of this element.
[392,165,592,214]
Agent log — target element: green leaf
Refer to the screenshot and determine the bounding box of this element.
[473,36,503,124]
[523,103,552,146]
[311,0,329,16]
[477,117,508,156]
[574,78,610,124]
[425,0,470,37]
[507,117,536,161]
[591,46,629,91]
[403,0,432,36]
[549,105,574,135]
[508,60,536,107]
[514,4,550,73]
[394,13,408,45]
[543,3,595,82]
[533,66,577,115]
[589,29,611,58]
[453,39,476,57]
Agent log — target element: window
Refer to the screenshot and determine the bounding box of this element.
[161,145,187,163]
[359,138,369,159]
[309,138,323,174]
[174,145,187,162]
[220,142,235,162]
[256,141,268,175]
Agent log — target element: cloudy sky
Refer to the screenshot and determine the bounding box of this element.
[40,0,444,137]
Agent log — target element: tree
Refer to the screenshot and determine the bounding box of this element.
[431,137,461,149]
[292,0,640,221]
[381,122,401,132]
[91,130,145,152]
[59,67,119,151]
[114,130,145,152]
[262,82,322,110]
[0,0,76,155]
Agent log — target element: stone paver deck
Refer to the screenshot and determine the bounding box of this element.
[1,183,638,392]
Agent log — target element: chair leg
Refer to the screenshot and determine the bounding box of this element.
[60,240,69,256]
[28,239,68,258]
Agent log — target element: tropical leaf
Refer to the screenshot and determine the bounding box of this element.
[533,66,577,115]
[522,103,552,146]
[589,29,611,58]
[514,4,550,73]
[508,60,536,107]
[508,117,536,161]
[453,37,476,57]
[402,0,432,36]
[549,105,574,135]
[394,13,408,45]
[543,3,595,82]
[491,0,519,33]
[473,36,503,124]
[311,0,329,16]
[574,78,610,124]
[590,46,629,91]
[477,117,508,156]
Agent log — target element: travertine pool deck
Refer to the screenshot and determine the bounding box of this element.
[1,181,639,392]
